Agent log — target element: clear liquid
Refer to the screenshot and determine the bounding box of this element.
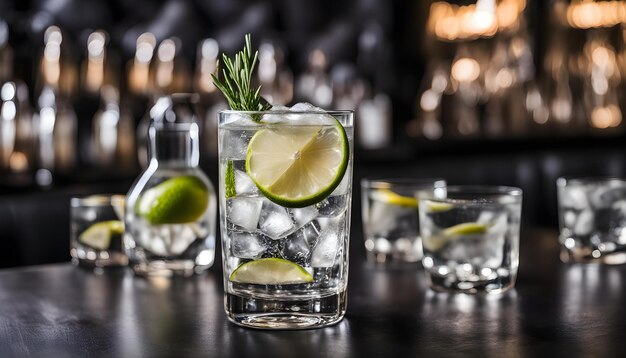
[419,200,521,293]
[219,123,353,328]
[362,197,421,264]
[126,169,217,276]
[558,182,626,264]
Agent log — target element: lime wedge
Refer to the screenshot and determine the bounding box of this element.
[79,220,124,250]
[137,176,209,224]
[371,188,418,208]
[245,119,348,208]
[443,222,490,237]
[423,222,490,252]
[229,258,314,284]
[424,200,454,213]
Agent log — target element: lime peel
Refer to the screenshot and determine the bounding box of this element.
[443,222,490,237]
[371,188,418,208]
[225,160,236,198]
[245,117,349,208]
[137,176,209,224]
[229,258,314,284]
[79,220,124,250]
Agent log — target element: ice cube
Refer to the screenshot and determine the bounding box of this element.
[311,219,342,267]
[317,195,349,217]
[590,186,626,208]
[222,112,258,126]
[231,232,266,259]
[228,198,263,231]
[574,209,594,236]
[564,210,577,227]
[367,201,402,235]
[259,200,295,239]
[235,170,258,196]
[220,128,253,160]
[290,206,319,230]
[613,200,626,216]
[561,187,589,210]
[331,166,351,196]
[290,102,325,112]
[149,235,169,257]
[280,230,311,265]
[168,225,197,256]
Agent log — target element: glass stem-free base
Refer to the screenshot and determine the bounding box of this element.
[426,271,516,294]
[226,290,347,330]
[131,258,213,277]
[71,248,128,268]
[560,246,626,265]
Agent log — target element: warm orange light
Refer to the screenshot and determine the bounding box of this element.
[428,0,526,41]
[567,1,626,29]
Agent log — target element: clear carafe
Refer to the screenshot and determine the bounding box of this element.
[125,94,216,277]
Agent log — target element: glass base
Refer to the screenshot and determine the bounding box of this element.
[426,270,516,294]
[71,248,128,268]
[225,290,347,330]
[560,247,626,265]
[131,259,211,277]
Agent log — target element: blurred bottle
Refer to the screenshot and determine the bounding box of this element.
[295,48,332,108]
[355,24,393,149]
[82,30,118,94]
[153,37,191,95]
[194,38,226,157]
[34,26,78,185]
[258,40,293,106]
[91,85,135,171]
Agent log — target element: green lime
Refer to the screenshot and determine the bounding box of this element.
[79,220,124,250]
[225,160,236,198]
[137,176,209,224]
[422,222,490,252]
[443,222,490,237]
[245,119,348,208]
[371,188,418,208]
[229,258,314,284]
[424,200,454,213]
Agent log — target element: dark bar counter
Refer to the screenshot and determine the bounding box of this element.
[0,228,624,357]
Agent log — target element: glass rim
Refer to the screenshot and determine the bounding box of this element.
[71,194,125,207]
[219,109,354,116]
[557,176,626,187]
[419,185,522,203]
[361,178,446,189]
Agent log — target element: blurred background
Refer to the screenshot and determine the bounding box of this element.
[0,0,625,267]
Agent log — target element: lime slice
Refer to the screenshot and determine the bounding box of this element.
[371,188,418,208]
[443,222,490,237]
[229,258,314,284]
[79,220,124,250]
[245,119,348,208]
[423,222,490,252]
[424,200,454,213]
[137,176,209,224]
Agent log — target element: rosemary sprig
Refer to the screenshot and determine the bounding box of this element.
[211,34,271,113]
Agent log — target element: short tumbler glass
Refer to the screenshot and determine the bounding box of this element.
[557,177,626,264]
[361,178,446,264]
[219,110,353,329]
[418,186,522,294]
[70,195,128,267]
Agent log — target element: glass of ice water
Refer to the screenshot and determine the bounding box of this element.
[218,107,353,329]
[70,195,128,268]
[361,178,446,264]
[418,186,522,294]
[557,177,626,264]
